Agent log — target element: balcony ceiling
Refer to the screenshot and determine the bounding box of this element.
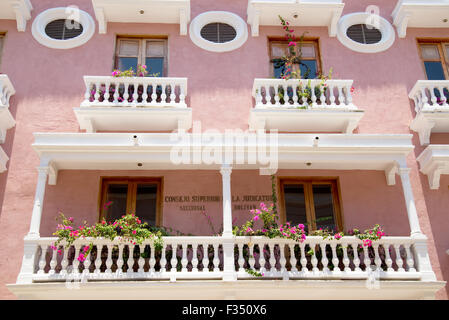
[32,133,413,186]
[247,0,345,37]
[91,0,190,34]
[0,0,33,32]
[417,145,449,189]
[393,0,449,38]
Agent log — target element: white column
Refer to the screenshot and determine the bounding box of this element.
[220,164,236,281]
[399,167,423,236]
[220,164,233,237]
[27,167,49,238]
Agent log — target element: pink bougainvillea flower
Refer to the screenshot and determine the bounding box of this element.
[253,215,260,222]
[288,41,297,47]
[132,230,137,235]
[350,86,355,94]
[363,239,373,247]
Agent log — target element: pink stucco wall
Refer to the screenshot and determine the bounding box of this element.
[0,0,448,299]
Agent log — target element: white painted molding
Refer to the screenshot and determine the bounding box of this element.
[91,0,191,36]
[32,133,414,185]
[417,145,449,189]
[337,12,396,53]
[408,80,449,145]
[0,75,16,145]
[189,11,248,52]
[31,7,95,49]
[0,0,33,32]
[247,0,344,38]
[392,0,449,38]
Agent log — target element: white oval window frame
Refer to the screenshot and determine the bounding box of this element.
[32,7,95,49]
[337,12,395,53]
[189,11,248,52]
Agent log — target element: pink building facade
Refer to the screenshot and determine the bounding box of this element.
[0,0,448,299]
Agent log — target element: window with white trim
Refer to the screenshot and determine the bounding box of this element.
[115,37,167,77]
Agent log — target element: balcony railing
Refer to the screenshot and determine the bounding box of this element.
[81,76,187,108]
[409,80,449,145]
[75,76,191,132]
[250,79,363,132]
[409,80,449,114]
[17,235,430,283]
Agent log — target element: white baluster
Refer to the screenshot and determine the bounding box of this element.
[279,244,287,274]
[60,246,69,277]
[104,82,110,103]
[345,84,353,107]
[259,243,267,274]
[310,243,319,274]
[363,244,371,273]
[289,243,298,272]
[331,243,340,272]
[213,244,220,272]
[94,244,102,276]
[116,244,124,274]
[328,84,336,106]
[138,244,145,273]
[238,243,245,272]
[151,83,158,105]
[268,243,276,273]
[72,244,81,275]
[248,243,255,271]
[352,243,361,272]
[105,244,113,274]
[404,244,416,273]
[191,243,198,272]
[394,244,404,272]
[49,246,57,275]
[113,82,119,103]
[127,245,134,275]
[384,244,394,272]
[300,242,308,273]
[149,243,156,273]
[372,243,382,272]
[142,84,149,105]
[171,244,178,273]
[181,244,188,273]
[161,84,167,103]
[160,244,167,273]
[342,244,351,273]
[320,243,329,273]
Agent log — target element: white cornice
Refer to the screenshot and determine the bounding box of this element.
[0,0,33,32]
[91,0,191,35]
[247,0,344,37]
[417,145,449,189]
[392,0,449,38]
[32,133,414,185]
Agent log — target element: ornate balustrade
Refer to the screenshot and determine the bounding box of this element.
[252,79,355,110]
[74,76,191,132]
[250,79,363,133]
[81,76,188,108]
[409,80,449,145]
[16,235,433,283]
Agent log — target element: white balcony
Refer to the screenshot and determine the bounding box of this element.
[409,80,449,145]
[0,0,32,32]
[8,234,444,299]
[250,79,364,133]
[393,0,449,38]
[91,0,191,34]
[74,76,192,133]
[0,75,16,172]
[417,145,449,189]
[247,0,344,37]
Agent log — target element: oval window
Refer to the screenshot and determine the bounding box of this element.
[346,24,382,45]
[45,19,84,40]
[200,23,236,43]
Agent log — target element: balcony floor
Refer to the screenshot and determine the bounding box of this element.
[7,279,445,300]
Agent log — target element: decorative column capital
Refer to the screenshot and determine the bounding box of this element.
[220,164,232,176]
